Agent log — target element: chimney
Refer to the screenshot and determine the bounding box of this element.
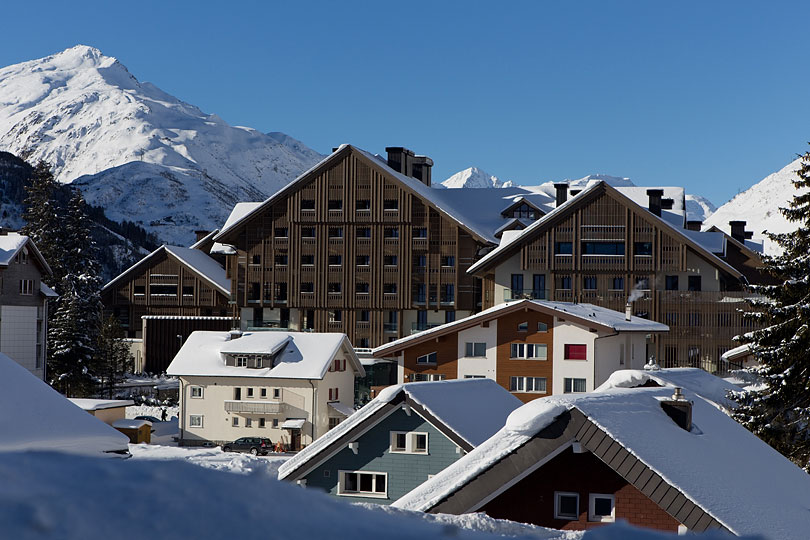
[385,147,416,178]
[661,198,674,210]
[661,387,692,431]
[194,230,211,242]
[686,220,702,231]
[554,183,568,207]
[729,221,747,243]
[228,328,243,341]
[625,302,632,321]
[647,189,664,217]
[411,155,434,186]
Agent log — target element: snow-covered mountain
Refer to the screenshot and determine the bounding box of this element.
[441,167,513,188]
[685,194,716,223]
[0,45,323,245]
[704,157,807,256]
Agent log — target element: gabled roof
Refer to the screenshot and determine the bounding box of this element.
[0,233,52,275]
[394,387,810,539]
[499,196,544,218]
[188,229,219,250]
[211,203,262,254]
[102,244,230,297]
[373,299,668,358]
[166,331,364,380]
[278,379,521,481]
[0,353,129,456]
[492,218,530,239]
[213,145,499,247]
[468,181,744,281]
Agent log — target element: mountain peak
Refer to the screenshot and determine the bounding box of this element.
[442,167,513,189]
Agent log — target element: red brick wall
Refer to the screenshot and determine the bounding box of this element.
[482,446,681,532]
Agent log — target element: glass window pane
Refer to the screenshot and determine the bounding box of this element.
[375,475,386,493]
[359,473,373,492]
[559,494,578,518]
[594,497,612,516]
[345,473,358,492]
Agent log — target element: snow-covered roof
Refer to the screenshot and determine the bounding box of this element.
[614,186,685,228]
[0,232,52,274]
[112,418,150,429]
[721,344,754,362]
[681,230,726,254]
[594,368,740,409]
[0,353,129,456]
[373,299,668,357]
[102,244,230,296]
[278,379,521,480]
[395,386,810,540]
[166,331,364,380]
[40,281,58,298]
[210,202,262,254]
[69,398,134,411]
[188,229,219,250]
[328,401,355,417]
[281,419,306,429]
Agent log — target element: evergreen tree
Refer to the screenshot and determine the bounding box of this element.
[732,148,810,470]
[48,279,98,397]
[20,161,64,287]
[95,315,133,399]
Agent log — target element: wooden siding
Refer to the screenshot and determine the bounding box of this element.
[142,317,235,373]
[495,308,555,401]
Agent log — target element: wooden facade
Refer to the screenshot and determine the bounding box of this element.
[473,183,766,373]
[215,146,490,348]
[102,247,231,339]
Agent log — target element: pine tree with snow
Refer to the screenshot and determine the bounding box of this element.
[732,148,810,471]
[95,315,133,399]
[20,161,64,287]
[47,278,98,397]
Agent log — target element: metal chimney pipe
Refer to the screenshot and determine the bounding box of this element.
[625,302,632,321]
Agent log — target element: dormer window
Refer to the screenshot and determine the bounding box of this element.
[511,203,537,220]
[236,357,248,367]
[17,248,28,264]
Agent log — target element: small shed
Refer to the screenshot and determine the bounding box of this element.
[113,418,152,444]
[68,399,134,425]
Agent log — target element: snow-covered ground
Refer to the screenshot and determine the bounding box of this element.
[129,442,291,477]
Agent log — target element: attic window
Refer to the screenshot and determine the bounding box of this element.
[554,492,579,520]
[588,494,615,522]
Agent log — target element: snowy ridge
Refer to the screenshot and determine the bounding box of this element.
[0,45,323,245]
[441,167,513,189]
[685,194,716,223]
[704,157,807,256]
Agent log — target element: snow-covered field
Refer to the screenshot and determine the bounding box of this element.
[129,442,290,477]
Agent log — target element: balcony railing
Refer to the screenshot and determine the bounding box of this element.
[224,400,284,414]
[504,289,549,301]
[383,323,398,333]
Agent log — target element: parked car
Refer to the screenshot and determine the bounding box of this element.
[221,437,272,456]
[135,415,160,423]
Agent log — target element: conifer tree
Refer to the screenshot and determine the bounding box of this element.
[48,279,98,397]
[732,148,810,470]
[20,161,64,287]
[95,315,133,399]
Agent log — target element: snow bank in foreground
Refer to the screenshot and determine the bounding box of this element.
[0,451,751,540]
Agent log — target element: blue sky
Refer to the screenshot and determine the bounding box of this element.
[2,1,808,205]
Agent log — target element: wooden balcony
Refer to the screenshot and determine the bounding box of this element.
[224,400,284,414]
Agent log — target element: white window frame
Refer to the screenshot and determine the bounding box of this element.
[245,417,252,428]
[588,493,615,522]
[232,417,239,427]
[416,352,437,365]
[273,388,281,399]
[189,415,203,428]
[19,279,34,295]
[190,386,203,399]
[464,342,487,358]
[338,470,388,498]
[246,387,254,398]
[389,431,429,454]
[510,343,547,360]
[236,357,248,367]
[509,376,547,394]
[564,377,587,393]
[554,491,579,520]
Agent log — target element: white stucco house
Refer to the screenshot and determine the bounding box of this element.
[167,330,364,450]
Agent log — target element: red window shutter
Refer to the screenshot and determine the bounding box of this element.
[565,344,587,360]
[342,359,346,371]
[328,388,333,401]
[335,387,339,400]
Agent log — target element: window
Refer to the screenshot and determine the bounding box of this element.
[383,199,399,211]
[328,227,343,238]
[182,285,194,297]
[537,322,548,332]
[564,344,587,360]
[517,321,529,332]
[635,277,650,291]
[583,276,597,290]
[190,386,203,398]
[510,343,547,360]
[560,276,572,290]
[383,283,397,294]
[301,282,314,293]
[356,255,370,266]
[328,417,341,430]
[555,242,573,255]
[300,199,315,210]
[329,310,342,323]
[274,227,288,238]
[688,275,702,291]
[610,277,624,290]
[339,471,387,497]
[509,376,547,393]
[328,387,339,401]
[246,388,254,398]
[384,227,399,238]
[665,275,679,291]
[389,431,428,454]
[510,274,524,297]
[441,284,454,303]
[259,418,266,428]
[260,388,267,398]
[588,493,615,522]
[383,255,397,266]
[245,418,252,428]
[465,342,487,357]
[328,200,342,211]
[236,357,248,367]
[416,352,437,364]
[301,227,315,238]
[357,227,371,238]
[634,242,653,256]
[413,227,427,238]
[323,254,341,266]
[272,418,279,428]
[133,285,145,296]
[414,255,426,267]
[232,417,239,427]
[356,283,369,294]
[18,280,33,296]
[409,373,445,382]
[149,284,176,296]
[356,199,370,211]
[189,415,203,428]
[581,242,625,255]
[328,282,341,293]
[555,492,579,520]
[441,256,455,267]
[273,388,281,399]
[445,311,455,323]
[564,378,587,393]
[359,310,370,322]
